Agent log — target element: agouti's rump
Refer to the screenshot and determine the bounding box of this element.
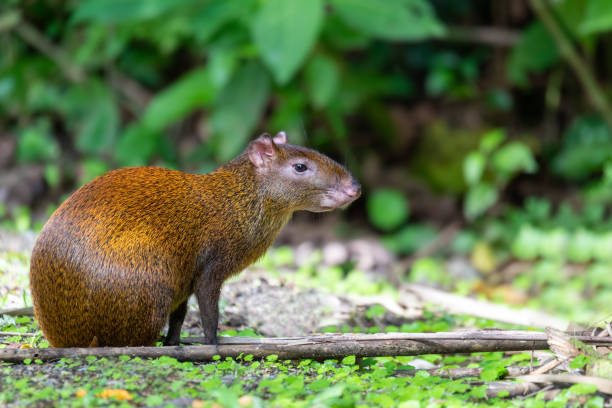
[30,132,360,347]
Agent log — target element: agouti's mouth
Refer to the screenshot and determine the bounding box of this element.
[317,183,361,212]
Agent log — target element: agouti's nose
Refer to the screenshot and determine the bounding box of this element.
[343,179,361,198]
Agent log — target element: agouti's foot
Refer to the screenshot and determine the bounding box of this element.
[163,336,180,346]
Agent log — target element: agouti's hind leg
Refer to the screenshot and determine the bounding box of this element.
[164,300,187,346]
[196,281,221,345]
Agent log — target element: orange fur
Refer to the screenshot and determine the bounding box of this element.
[30,135,360,347]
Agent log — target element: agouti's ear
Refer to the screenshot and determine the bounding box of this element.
[273,131,288,145]
[248,133,277,169]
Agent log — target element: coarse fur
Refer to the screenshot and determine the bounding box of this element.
[29,133,360,347]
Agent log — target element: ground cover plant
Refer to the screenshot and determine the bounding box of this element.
[2,240,612,407]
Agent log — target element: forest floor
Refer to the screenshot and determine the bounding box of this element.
[0,225,610,407]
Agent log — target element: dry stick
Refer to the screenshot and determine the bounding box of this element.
[404,284,570,330]
[486,381,542,399]
[0,306,34,317]
[442,26,520,47]
[3,331,612,364]
[13,21,85,83]
[528,0,612,130]
[0,331,37,337]
[518,374,612,395]
[395,365,533,379]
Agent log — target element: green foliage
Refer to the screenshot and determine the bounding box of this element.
[410,257,452,286]
[366,188,410,231]
[462,130,536,219]
[252,0,323,84]
[464,182,498,221]
[209,62,270,161]
[3,0,447,188]
[330,0,444,41]
[580,0,612,35]
[552,115,612,181]
[141,67,217,132]
[73,0,197,23]
[507,23,559,86]
[305,54,339,109]
[382,224,438,255]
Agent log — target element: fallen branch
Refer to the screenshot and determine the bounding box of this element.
[486,380,542,398]
[3,331,612,364]
[518,374,612,395]
[0,306,34,317]
[404,284,569,330]
[395,365,533,379]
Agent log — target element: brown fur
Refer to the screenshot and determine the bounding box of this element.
[29,135,360,347]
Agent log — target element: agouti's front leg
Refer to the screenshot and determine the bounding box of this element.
[196,280,222,345]
[164,300,188,346]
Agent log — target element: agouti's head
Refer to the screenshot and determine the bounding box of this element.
[247,132,361,212]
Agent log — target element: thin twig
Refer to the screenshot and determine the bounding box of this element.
[13,21,85,83]
[11,19,151,113]
[518,374,612,395]
[528,0,612,130]
[0,331,37,337]
[442,26,520,47]
[404,284,570,330]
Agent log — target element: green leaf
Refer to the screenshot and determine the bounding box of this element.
[252,0,323,84]
[365,304,386,319]
[190,0,252,43]
[568,383,598,395]
[341,355,356,365]
[305,54,339,109]
[463,151,485,185]
[44,164,61,188]
[72,0,196,23]
[491,141,537,177]
[464,182,498,220]
[580,0,612,35]
[507,22,559,86]
[366,188,410,231]
[115,124,162,167]
[80,159,109,185]
[210,62,270,161]
[330,0,444,41]
[141,67,216,131]
[479,129,506,153]
[16,120,59,163]
[552,115,612,181]
[480,365,507,382]
[75,87,119,155]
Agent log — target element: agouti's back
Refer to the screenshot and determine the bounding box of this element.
[30,133,360,347]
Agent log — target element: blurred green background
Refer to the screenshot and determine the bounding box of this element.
[3,0,612,268]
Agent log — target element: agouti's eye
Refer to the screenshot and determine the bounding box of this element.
[293,163,308,173]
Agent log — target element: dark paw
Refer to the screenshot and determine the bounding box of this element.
[163,336,180,346]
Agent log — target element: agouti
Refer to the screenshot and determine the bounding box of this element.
[29,132,360,347]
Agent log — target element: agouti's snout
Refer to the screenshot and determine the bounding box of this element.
[343,179,361,200]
